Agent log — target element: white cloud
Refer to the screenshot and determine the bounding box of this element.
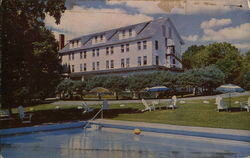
[107,1,166,14]
[233,43,250,50]
[201,23,250,41]
[200,18,232,29]
[182,35,199,42]
[45,6,152,41]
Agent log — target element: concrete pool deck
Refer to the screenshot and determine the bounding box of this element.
[91,119,250,143]
[1,119,249,144]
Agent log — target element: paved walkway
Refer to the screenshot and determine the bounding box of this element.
[52,92,250,105]
[91,119,250,143]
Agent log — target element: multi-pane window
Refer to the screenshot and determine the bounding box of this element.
[72,65,75,72]
[84,51,87,59]
[137,57,141,66]
[95,36,98,43]
[92,49,95,57]
[80,52,83,59]
[80,64,83,72]
[68,54,71,60]
[97,61,100,70]
[106,60,109,69]
[121,59,125,68]
[100,35,103,41]
[122,30,126,37]
[84,63,87,71]
[137,42,141,50]
[72,53,74,60]
[76,40,79,47]
[143,41,147,49]
[165,38,168,47]
[121,45,124,53]
[126,58,130,67]
[129,29,132,36]
[110,60,114,68]
[143,56,147,65]
[106,47,109,55]
[126,44,129,52]
[173,58,176,64]
[168,46,175,54]
[110,46,114,54]
[155,40,158,50]
[96,49,99,56]
[68,65,71,72]
[92,62,95,70]
[156,56,159,65]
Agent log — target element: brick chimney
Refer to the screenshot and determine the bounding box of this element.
[59,34,65,50]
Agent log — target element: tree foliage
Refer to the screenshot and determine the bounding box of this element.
[2,0,66,108]
[182,42,243,84]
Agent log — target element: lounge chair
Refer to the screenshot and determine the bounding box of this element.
[240,96,250,112]
[18,106,32,123]
[82,102,94,113]
[217,99,228,112]
[167,96,178,110]
[215,95,222,105]
[141,99,155,112]
[0,109,13,121]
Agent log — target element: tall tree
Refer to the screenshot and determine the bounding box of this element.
[2,0,66,108]
[183,42,242,83]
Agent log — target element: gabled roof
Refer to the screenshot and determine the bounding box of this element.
[59,17,184,53]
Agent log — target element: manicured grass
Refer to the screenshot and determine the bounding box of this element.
[8,95,250,130]
[111,95,250,130]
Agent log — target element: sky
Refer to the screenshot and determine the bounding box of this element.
[45,0,250,53]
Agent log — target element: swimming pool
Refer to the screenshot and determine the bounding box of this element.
[1,122,250,158]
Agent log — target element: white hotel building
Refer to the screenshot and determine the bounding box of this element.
[59,18,184,80]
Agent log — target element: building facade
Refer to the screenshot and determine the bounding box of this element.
[59,18,184,80]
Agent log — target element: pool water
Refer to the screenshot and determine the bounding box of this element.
[1,127,250,158]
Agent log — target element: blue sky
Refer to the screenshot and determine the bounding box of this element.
[45,0,250,53]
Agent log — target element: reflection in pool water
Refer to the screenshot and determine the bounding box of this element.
[1,127,250,158]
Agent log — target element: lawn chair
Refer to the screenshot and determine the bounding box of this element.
[82,102,94,113]
[18,106,32,123]
[240,96,250,112]
[141,99,155,112]
[167,95,178,110]
[215,95,222,105]
[0,109,13,121]
[217,99,228,112]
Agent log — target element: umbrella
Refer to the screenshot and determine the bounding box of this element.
[146,86,170,104]
[216,84,245,108]
[216,84,245,93]
[146,86,170,92]
[90,87,110,93]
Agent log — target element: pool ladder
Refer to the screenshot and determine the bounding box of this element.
[83,100,109,130]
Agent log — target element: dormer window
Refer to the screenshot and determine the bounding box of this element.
[119,28,134,40]
[122,30,126,37]
[93,35,105,44]
[129,29,132,36]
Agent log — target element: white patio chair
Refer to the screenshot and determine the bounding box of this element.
[217,99,228,112]
[18,106,32,123]
[167,96,178,110]
[141,99,155,112]
[240,96,250,112]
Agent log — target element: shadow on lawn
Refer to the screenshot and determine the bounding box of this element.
[0,108,140,129]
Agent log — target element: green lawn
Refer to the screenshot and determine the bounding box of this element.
[9,95,250,130]
[111,95,250,130]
